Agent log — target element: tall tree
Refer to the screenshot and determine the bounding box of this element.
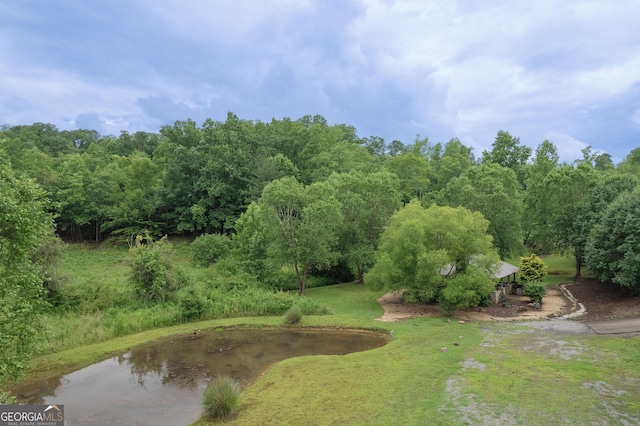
[54,154,92,240]
[522,140,559,246]
[617,147,640,176]
[443,163,523,259]
[102,153,162,237]
[327,171,402,283]
[585,188,640,294]
[366,201,498,312]
[572,174,639,275]
[482,130,531,188]
[531,163,599,276]
[258,177,342,294]
[386,151,431,202]
[154,120,206,233]
[0,156,55,390]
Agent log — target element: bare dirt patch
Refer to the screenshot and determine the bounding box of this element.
[377,278,640,323]
[377,287,571,322]
[565,279,640,321]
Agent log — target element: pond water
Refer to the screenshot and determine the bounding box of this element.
[14,328,386,425]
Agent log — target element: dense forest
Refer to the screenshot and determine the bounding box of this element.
[2,115,640,287]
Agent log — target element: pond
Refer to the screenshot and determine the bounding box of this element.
[14,328,387,425]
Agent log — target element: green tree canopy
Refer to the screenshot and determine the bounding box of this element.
[523,140,559,246]
[481,130,531,188]
[326,171,402,283]
[585,188,640,294]
[531,163,599,276]
[442,163,523,259]
[256,176,342,294]
[0,156,55,388]
[366,201,498,312]
[386,151,431,202]
[572,173,639,275]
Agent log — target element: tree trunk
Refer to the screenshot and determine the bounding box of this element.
[294,262,305,295]
[575,255,582,280]
[357,265,365,284]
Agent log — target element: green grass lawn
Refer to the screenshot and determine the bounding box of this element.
[14,247,640,425]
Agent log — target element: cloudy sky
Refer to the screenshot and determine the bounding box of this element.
[1,1,639,163]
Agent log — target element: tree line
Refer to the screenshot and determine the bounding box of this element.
[1,116,640,296]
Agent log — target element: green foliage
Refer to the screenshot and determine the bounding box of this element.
[129,236,188,302]
[34,234,67,307]
[442,163,523,259]
[386,150,431,201]
[439,266,496,313]
[481,130,531,188]
[366,200,499,311]
[531,163,599,276]
[191,233,232,267]
[0,391,16,404]
[284,304,303,325]
[0,155,55,387]
[585,188,640,294]
[522,140,559,248]
[523,282,547,305]
[202,376,242,420]
[178,287,206,321]
[257,176,343,294]
[572,174,639,274]
[326,171,401,283]
[518,253,548,284]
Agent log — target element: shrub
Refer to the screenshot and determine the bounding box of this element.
[438,266,496,313]
[524,282,546,305]
[129,236,187,302]
[178,287,205,321]
[519,253,548,284]
[284,305,302,325]
[202,376,241,419]
[191,233,232,267]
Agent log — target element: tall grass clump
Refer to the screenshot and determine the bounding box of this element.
[283,304,302,325]
[202,376,242,420]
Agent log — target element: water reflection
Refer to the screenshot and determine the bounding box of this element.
[14,328,386,425]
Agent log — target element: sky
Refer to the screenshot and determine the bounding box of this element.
[1,1,639,164]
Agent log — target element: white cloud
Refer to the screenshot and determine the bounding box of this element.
[543,132,589,164]
[1,0,639,160]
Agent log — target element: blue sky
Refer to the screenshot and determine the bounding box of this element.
[1,1,639,163]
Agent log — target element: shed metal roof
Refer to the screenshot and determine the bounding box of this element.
[440,258,519,279]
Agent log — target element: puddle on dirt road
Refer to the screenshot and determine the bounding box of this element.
[13,328,386,425]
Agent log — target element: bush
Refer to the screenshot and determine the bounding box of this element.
[438,266,496,313]
[191,233,232,267]
[519,253,548,284]
[284,305,302,325]
[129,236,188,302]
[202,376,241,420]
[178,287,205,321]
[524,282,546,305]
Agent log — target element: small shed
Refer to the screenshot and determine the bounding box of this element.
[440,257,520,304]
[441,257,519,283]
[492,261,519,283]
